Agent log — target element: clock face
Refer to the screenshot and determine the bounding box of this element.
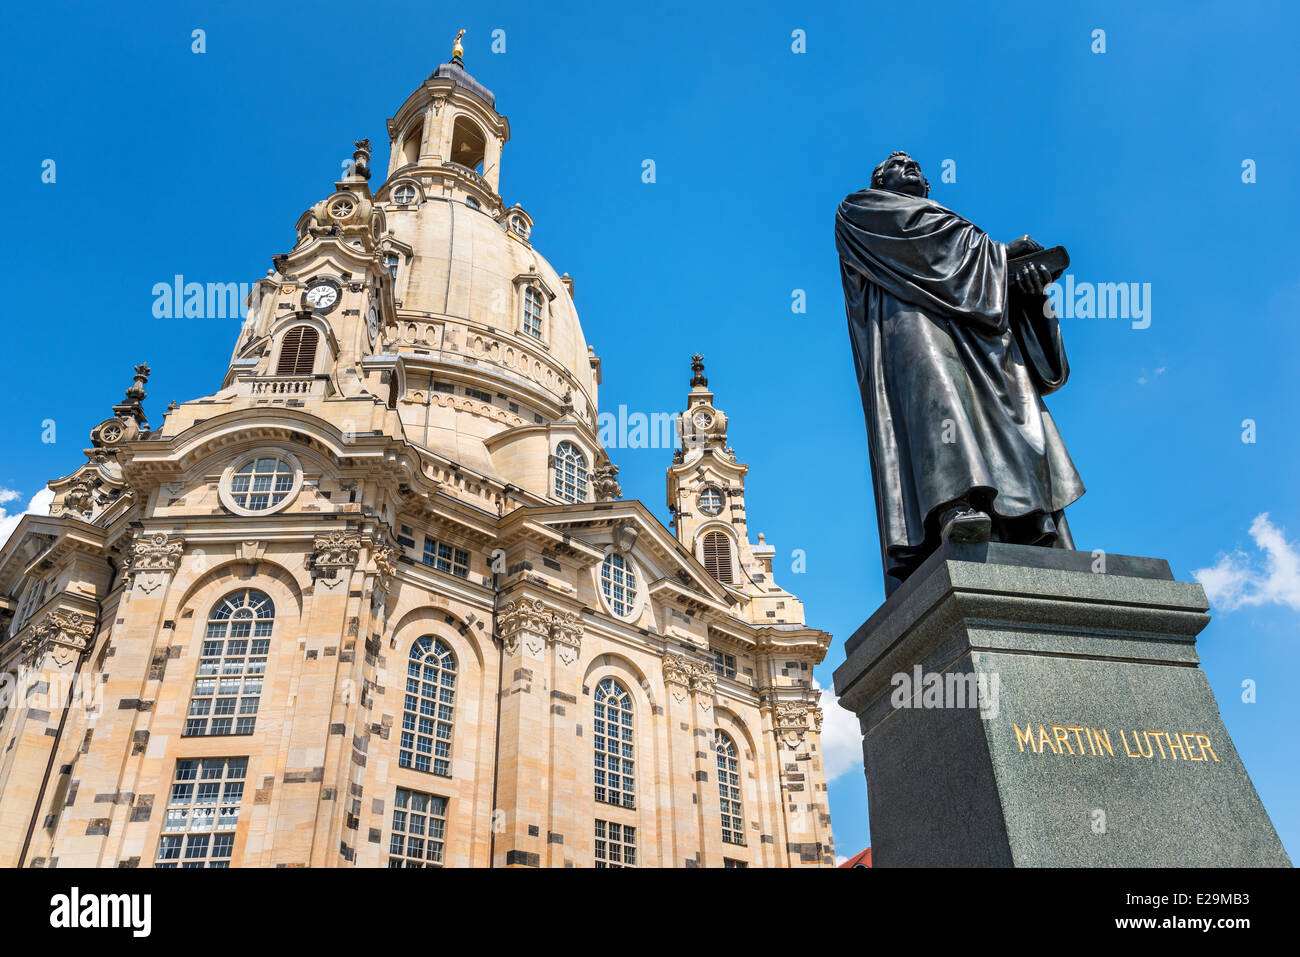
[305,283,339,312]
[367,305,379,341]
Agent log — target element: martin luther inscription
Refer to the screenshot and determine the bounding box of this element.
[1013,723,1220,762]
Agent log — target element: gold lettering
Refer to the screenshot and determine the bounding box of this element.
[1014,723,1036,753]
[1120,729,1140,758]
[1067,726,1087,755]
[1183,733,1204,761]
[1051,726,1074,755]
[1134,731,1153,758]
[1146,731,1168,759]
[1195,734,1220,763]
[1038,725,1058,755]
[1166,732,1187,760]
[1093,727,1114,757]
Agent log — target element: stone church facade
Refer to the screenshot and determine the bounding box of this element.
[0,49,834,868]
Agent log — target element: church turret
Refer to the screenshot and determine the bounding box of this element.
[666,356,807,626]
[385,31,511,206]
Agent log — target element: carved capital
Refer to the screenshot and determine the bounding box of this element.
[662,652,718,700]
[663,652,694,688]
[23,610,95,668]
[498,597,552,655]
[126,533,184,576]
[498,598,584,661]
[549,609,583,664]
[307,531,362,579]
[775,702,810,750]
[690,667,717,697]
[808,705,823,733]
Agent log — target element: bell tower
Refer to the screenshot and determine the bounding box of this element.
[666,356,807,626]
[385,30,510,200]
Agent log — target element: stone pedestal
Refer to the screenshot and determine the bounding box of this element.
[832,542,1291,867]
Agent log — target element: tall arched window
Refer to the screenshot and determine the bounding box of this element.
[594,677,635,809]
[401,636,457,776]
[554,441,588,503]
[702,531,734,584]
[400,123,422,167]
[716,729,745,845]
[522,285,544,339]
[185,590,273,737]
[276,326,319,376]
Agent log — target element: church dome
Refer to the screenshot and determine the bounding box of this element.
[366,53,603,495]
[383,195,597,411]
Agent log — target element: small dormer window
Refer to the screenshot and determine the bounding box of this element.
[523,286,544,340]
[465,195,480,210]
[511,216,528,237]
[384,254,400,279]
[393,184,416,205]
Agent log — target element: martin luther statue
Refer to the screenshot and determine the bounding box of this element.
[836,151,1085,594]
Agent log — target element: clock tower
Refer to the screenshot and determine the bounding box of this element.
[667,356,807,627]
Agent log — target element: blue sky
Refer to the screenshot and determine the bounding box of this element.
[3,0,1298,864]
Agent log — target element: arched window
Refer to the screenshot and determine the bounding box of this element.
[400,123,422,167]
[702,531,734,584]
[185,590,273,737]
[401,636,457,776]
[450,115,486,172]
[522,285,544,340]
[594,678,635,808]
[276,326,319,376]
[554,441,588,503]
[599,552,637,618]
[716,730,745,845]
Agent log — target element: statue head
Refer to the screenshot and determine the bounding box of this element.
[871,151,930,198]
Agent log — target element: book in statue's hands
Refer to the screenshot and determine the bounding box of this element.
[1008,245,1070,282]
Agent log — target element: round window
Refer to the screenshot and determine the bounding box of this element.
[600,552,639,619]
[393,184,416,205]
[698,486,725,516]
[219,452,303,516]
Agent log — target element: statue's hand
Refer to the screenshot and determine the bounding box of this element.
[1012,262,1053,296]
[1006,235,1043,259]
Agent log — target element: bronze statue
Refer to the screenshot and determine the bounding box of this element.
[836,151,1085,594]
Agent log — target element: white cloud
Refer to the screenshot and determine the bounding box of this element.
[1193,513,1300,612]
[0,487,54,550]
[813,681,863,784]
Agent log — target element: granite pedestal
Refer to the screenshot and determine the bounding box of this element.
[832,542,1291,867]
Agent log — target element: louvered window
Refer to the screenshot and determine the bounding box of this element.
[276,326,318,376]
[702,531,733,583]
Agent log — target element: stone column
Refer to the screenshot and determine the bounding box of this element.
[661,653,700,866]
[543,608,583,867]
[492,596,553,867]
[0,609,96,867]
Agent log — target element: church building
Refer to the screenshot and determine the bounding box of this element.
[0,41,835,868]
